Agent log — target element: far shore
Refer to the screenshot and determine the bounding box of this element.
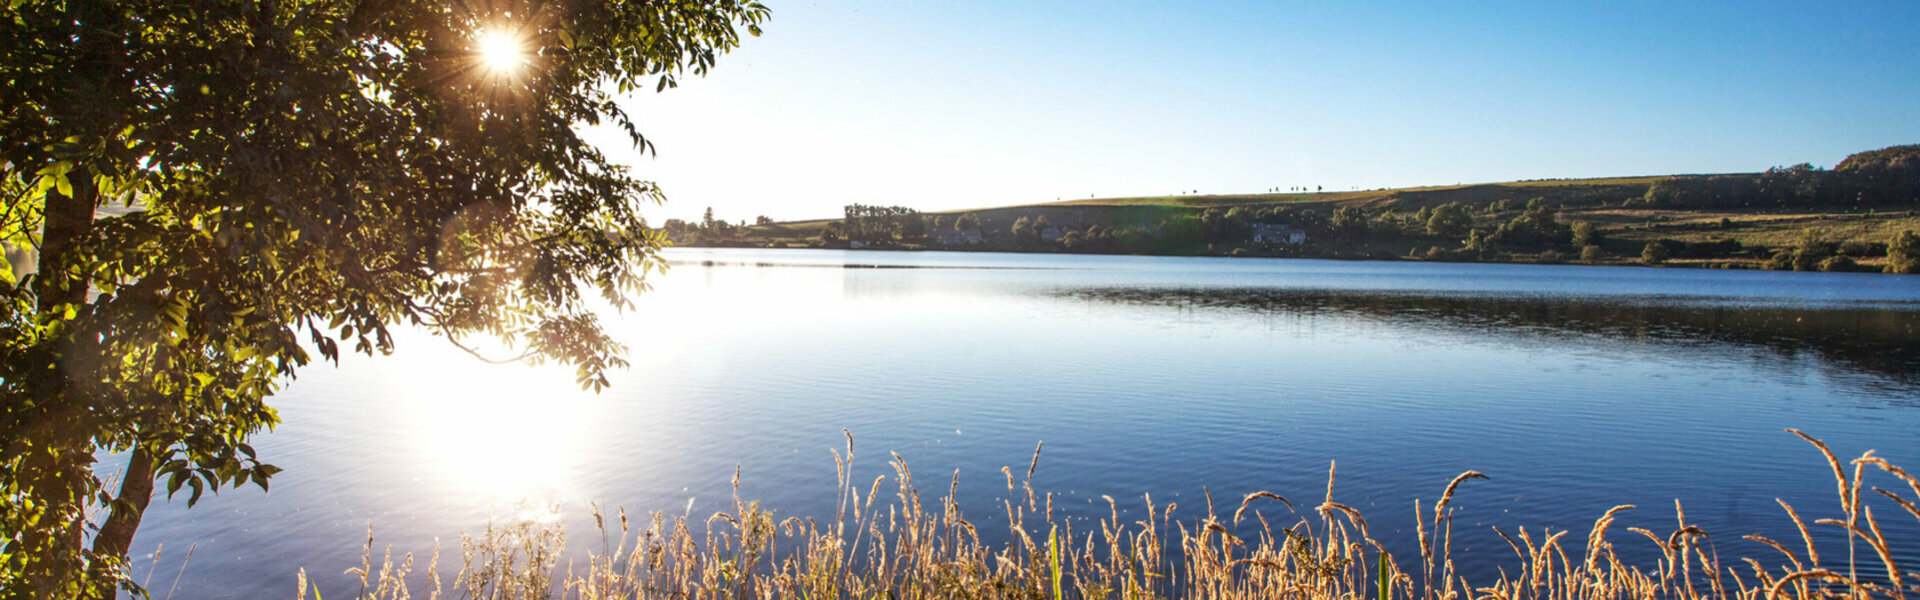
[664,147,1920,275]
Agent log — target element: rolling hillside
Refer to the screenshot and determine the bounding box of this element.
[711,146,1920,272]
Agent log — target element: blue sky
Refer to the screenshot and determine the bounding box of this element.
[598,1,1920,223]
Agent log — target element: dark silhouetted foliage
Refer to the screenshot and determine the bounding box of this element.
[0,0,767,594]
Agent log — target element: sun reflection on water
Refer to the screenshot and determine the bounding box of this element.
[397,346,592,503]
[375,256,862,509]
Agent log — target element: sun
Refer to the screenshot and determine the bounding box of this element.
[476,29,527,75]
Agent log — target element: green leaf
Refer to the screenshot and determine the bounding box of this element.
[1379,550,1390,600]
[1048,526,1062,600]
[1,0,769,585]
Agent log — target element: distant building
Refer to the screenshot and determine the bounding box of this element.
[931,229,986,245]
[849,240,870,249]
[1251,223,1307,245]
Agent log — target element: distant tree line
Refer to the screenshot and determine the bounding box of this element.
[831,204,925,243]
[794,146,1920,273]
[1634,146,1920,209]
[809,194,1920,275]
[661,207,746,243]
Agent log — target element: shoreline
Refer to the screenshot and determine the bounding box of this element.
[664,241,1893,273]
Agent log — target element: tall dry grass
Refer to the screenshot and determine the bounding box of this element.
[302,429,1919,600]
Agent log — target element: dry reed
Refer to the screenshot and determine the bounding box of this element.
[308,430,1920,600]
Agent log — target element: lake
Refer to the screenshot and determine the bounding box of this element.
[128,248,1920,599]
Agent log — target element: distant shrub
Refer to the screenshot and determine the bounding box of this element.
[1838,240,1874,257]
[1819,255,1862,272]
[1570,221,1600,248]
[1766,250,1793,271]
[1889,230,1920,274]
[1789,229,1835,271]
[1641,240,1672,265]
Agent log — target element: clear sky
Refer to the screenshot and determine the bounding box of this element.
[593,1,1920,224]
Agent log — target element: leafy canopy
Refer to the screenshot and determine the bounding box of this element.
[0,0,766,595]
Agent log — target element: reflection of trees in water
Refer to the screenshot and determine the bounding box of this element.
[1064,287,1920,395]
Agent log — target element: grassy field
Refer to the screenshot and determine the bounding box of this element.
[715,172,1916,272]
[1590,210,1920,246]
[737,175,1690,246]
[319,431,1916,600]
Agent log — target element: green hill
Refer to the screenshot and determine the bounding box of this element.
[711,145,1920,273]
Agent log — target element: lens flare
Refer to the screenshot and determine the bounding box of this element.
[476,29,526,75]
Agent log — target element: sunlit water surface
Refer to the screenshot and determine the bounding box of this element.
[128,249,1920,598]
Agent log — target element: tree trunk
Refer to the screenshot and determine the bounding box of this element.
[34,175,97,312]
[90,446,162,577]
[18,176,102,600]
[15,0,127,596]
[14,443,95,599]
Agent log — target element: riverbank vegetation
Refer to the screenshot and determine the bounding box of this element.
[311,431,1916,600]
[698,145,1920,274]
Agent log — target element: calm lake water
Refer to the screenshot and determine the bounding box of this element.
[130,248,1920,599]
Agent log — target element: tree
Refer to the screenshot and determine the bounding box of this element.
[1462,229,1493,259]
[1789,228,1833,271]
[1158,215,1203,249]
[1486,206,1568,251]
[954,212,979,231]
[1641,240,1672,265]
[1886,230,1920,274]
[840,204,920,242]
[1010,216,1035,245]
[1819,255,1860,272]
[1331,206,1368,236]
[0,0,767,596]
[899,210,926,239]
[1765,228,1834,271]
[1425,202,1472,238]
[1836,145,1920,205]
[1570,221,1600,249]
